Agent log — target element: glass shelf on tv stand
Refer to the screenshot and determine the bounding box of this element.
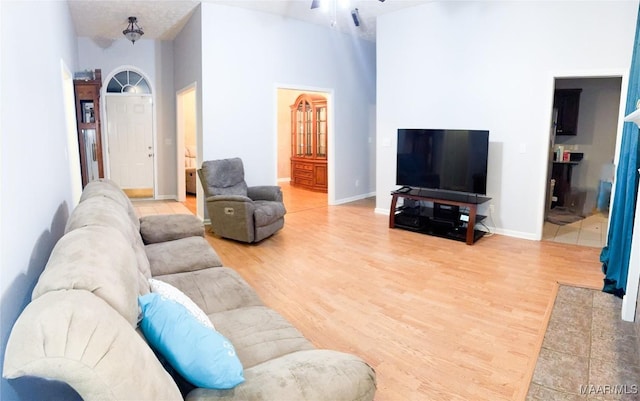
[394,187,491,205]
[389,188,491,245]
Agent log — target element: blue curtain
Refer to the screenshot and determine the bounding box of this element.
[600,4,640,298]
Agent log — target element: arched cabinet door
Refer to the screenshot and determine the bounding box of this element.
[290,93,327,192]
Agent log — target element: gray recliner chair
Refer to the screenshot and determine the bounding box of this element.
[198,158,286,243]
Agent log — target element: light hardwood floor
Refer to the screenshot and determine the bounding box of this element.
[139,185,604,401]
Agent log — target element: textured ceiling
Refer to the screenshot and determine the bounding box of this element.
[68,0,201,46]
[67,0,429,45]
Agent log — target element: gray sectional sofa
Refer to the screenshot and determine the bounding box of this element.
[3,179,376,401]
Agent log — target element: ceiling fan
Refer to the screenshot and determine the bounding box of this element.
[310,0,385,28]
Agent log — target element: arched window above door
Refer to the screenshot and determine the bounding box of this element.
[106,70,151,94]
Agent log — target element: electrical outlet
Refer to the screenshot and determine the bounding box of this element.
[489,204,495,214]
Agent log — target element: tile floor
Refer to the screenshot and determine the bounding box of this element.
[132,198,193,217]
[527,285,640,401]
[543,213,609,248]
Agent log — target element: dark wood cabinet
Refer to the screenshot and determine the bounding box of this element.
[290,93,328,192]
[551,161,579,207]
[554,89,581,136]
[74,69,104,187]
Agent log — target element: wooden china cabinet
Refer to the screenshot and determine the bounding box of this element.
[74,69,104,187]
[290,93,328,192]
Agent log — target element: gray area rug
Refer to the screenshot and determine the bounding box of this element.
[546,207,585,226]
[527,285,640,400]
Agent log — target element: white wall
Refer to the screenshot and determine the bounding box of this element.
[174,5,202,215]
[77,38,177,198]
[155,41,177,198]
[78,37,156,80]
[200,3,376,203]
[377,1,637,239]
[173,4,202,97]
[1,1,81,399]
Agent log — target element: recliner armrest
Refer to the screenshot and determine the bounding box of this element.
[248,186,283,202]
[205,195,253,203]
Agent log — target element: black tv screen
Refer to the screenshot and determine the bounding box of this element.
[396,129,489,195]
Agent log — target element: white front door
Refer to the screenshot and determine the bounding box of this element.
[106,95,154,197]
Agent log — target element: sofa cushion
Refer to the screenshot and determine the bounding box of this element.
[140,214,205,244]
[154,267,263,315]
[65,195,152,289]
[209,306,315,369]
[32,226,140,327]
[185,349,377,401]
[66,196,138,242]
[80,179,140,230]
[3,290,183,401]
[133,234,153,280]
[138,293,245,389]
[149,278,214,330]
[145,236,223,276]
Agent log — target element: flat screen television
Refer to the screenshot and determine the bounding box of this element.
[396,129,489,195]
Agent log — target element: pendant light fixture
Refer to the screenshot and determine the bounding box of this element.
[123,16,144,44]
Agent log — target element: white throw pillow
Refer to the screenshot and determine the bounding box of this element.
[148,278,214,330]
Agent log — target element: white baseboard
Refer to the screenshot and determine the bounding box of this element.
[332,191,376,206]
[490,228,537,241]
[374,207,390,215]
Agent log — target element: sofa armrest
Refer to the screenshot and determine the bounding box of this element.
[4,290,183,401]
[247,186,283,202]
[139,214,204,244]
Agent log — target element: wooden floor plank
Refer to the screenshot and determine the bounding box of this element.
[201,185,604,401]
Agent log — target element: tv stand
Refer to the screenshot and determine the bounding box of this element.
[389,189,491,245]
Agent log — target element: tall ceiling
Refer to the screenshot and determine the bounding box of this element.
[68,0,430,46]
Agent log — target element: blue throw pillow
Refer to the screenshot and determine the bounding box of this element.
[138,293,245,389]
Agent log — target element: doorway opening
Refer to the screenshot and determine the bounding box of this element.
[176,84,198,216]
[103,68,155,199]
[543,76,622,248]
[276,87,331,212]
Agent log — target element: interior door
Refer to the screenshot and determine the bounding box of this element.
[106,95,154,197]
